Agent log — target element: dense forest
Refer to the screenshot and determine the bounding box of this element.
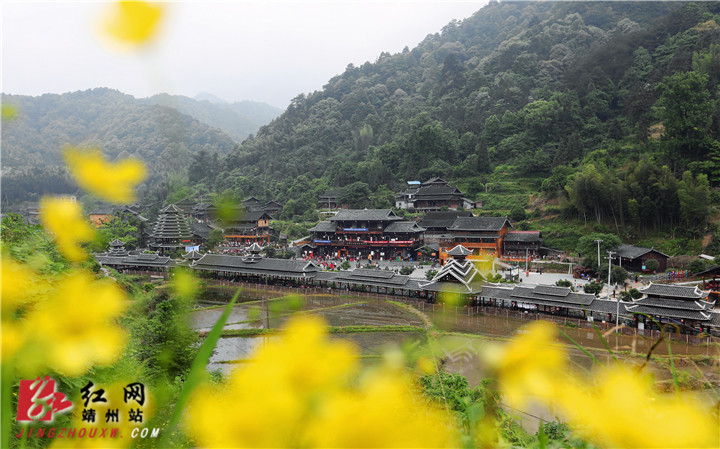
[188,1,720,251]
[0,89,280,204]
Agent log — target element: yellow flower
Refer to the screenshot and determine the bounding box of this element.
[100,1,164,47]
[20,270,127,376]
[491,322,720,448]
[39,197,96,262]
[1,103,17,121]
[186,316,458,448]
[310,369,458,448]
[63,147,146,204]
[484,320,565,407]
[553,367,719,448]
[172,268,199,303]
[1,255,45,313]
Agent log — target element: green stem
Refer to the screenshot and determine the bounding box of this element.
[1,363,11,449]
[156,287,242,447]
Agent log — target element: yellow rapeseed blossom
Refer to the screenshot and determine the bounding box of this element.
[309,368,458,448]
[39,197,96,262]
[555,367,720,449]
[100,1,164,47]
[484,320,565,407]
[186,315,458,448]
[1,254,45,313]
[63,147,146,204]
[491,322,720,448]
[20,270,128,376]
[1,103,17,121]
[1,256,51,361]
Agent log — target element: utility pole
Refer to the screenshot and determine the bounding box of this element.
[594,239,603,269]
[606,250,618,328]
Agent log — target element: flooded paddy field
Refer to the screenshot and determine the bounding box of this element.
[191,293,719,390]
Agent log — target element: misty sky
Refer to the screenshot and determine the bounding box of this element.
[2,1,488,109]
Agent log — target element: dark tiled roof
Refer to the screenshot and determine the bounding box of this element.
[308,221,338,233]
[630,296,712,311]
[152,205,192,239]
[90,207,116,215]
[192,254,319,278]
[639,283,706,300]
[420,259,484,292]
[449,216,511,232]
[413,185,463,201]
[419,211,474,230]
[625,304,712,321]
[332,269,414,288]
[330,209,402,222]
[383,221,425,233]
[614,244,669,260]
[183,250,204,260]
[447,245,472,256]
[241,210,273,222]
[191,222,213,240]
[422,177,448,186]
[505,231,542,243]
[319,189,342,200]
[96,253,177,268]
[422,281,485,294]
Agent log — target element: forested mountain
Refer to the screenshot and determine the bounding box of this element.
[143,94,282,142]
[203,1,720,247]
[1,88,278,204]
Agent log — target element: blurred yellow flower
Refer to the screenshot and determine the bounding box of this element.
[1,103,17,121]
[484,320,565,406]
[39,197,96,262]
[1,255,45,313]
[172,268,199,303]
[556,367,719,449]
[100,1,164,47]
[20,270,128,376]
[491,322,720,448]
[186,315,458,448]
[63,147,146,204]
[310,369,457,448]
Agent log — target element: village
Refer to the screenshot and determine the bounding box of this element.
[65,177,720,339]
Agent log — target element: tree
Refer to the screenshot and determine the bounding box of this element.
[206,229,225,250]
[575,233,621,269]
[340,182,371,209]
[644,259,659,273]
[655,71,715,161]
[509,206,527,222]
[583,281,603,296]
[98,213,140,249]
[677,171,710,237]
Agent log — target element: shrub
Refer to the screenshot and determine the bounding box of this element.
[584,281,604,296]
[645,259,659,272]
[400,266,415,275]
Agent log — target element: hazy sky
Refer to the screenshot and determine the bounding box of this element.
[2,1,488,109]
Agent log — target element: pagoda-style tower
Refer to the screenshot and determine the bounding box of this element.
[419,244,486,300]
[149,204,193,255]
[107,239,129,257]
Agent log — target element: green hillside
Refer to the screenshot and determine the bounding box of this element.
[144,93,282,142]
[1,88,242,204]
[191,1,720,254]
